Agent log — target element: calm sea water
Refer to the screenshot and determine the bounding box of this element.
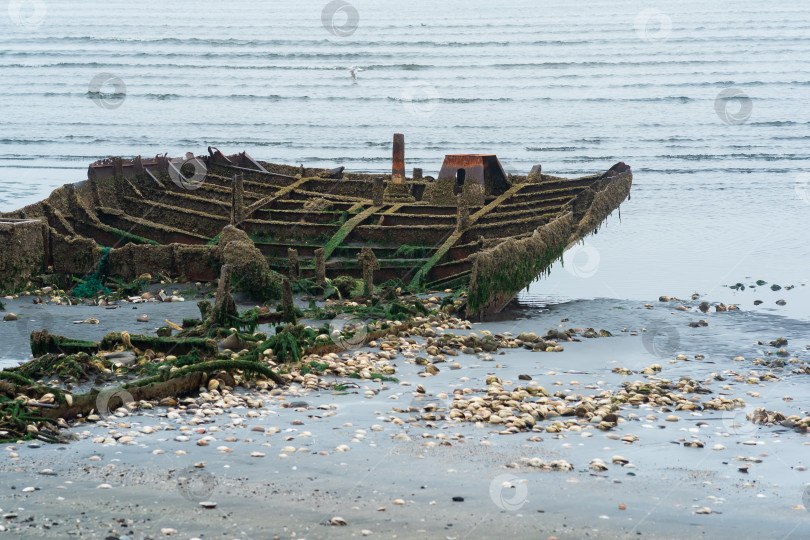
[1,0,809,312]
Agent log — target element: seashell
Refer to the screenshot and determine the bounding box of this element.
[589,458,608,471]
[528,457,544,468]
[612,455,629,465]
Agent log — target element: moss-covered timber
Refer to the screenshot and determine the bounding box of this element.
[408,181,526,290]
[465,167,632,318]
[322,205,383,259]
[37,371,206,422]
[466,213,572,319]
[29,330,217,357]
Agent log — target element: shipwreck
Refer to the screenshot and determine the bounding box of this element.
[0,134,632,318]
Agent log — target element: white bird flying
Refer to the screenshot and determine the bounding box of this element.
[348,66,364,84]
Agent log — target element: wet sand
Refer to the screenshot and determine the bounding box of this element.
[1,294,809,539]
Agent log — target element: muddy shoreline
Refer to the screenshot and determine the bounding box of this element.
[1,290,809,539]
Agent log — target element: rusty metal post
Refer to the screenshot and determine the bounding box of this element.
[314,247,326,286]
[231,173,245,226]
[392,133,405,184]
[373,177,384,206]
[287,248,300,280]
[281,277,296,324]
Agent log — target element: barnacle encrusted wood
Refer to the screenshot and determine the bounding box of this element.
[0,138,631,316]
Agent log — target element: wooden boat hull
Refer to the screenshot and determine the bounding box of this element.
[0,147,631,318]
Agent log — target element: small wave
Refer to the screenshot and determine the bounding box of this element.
[750,121,804,127]
[526,146,581,152]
